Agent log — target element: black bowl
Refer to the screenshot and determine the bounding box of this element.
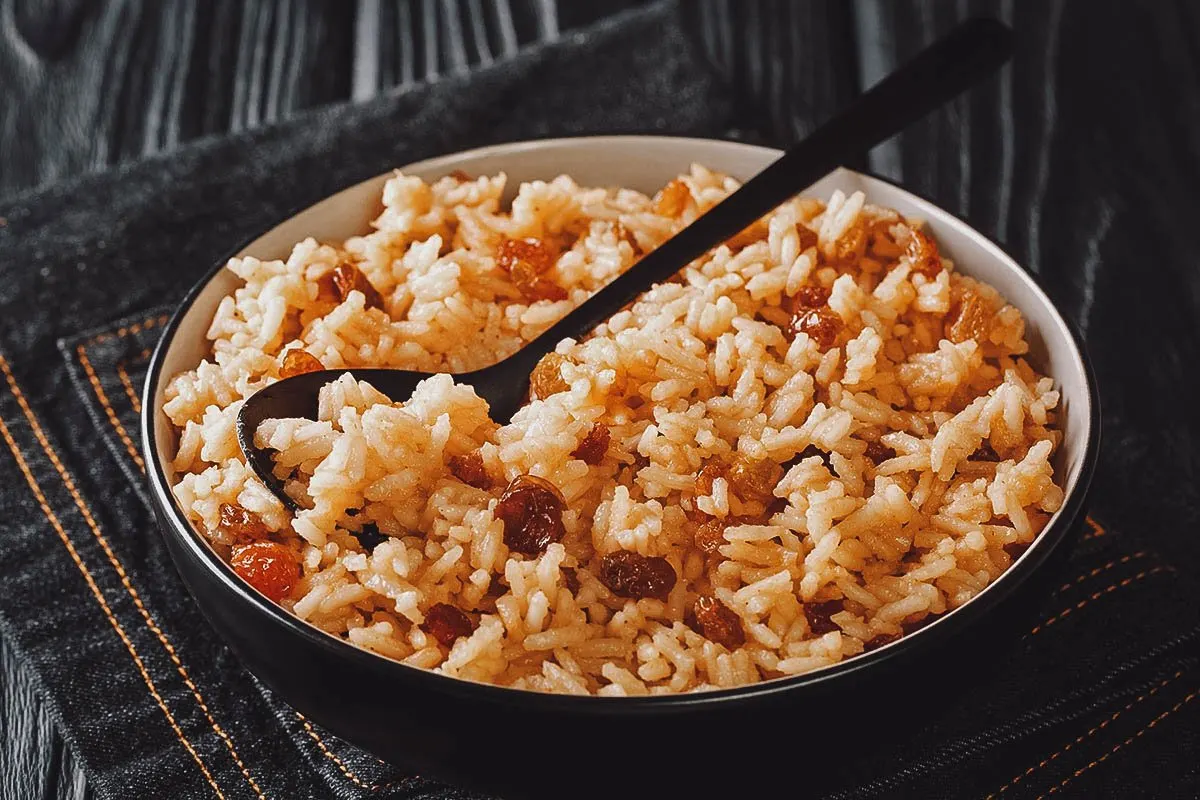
[141,137,1100,798]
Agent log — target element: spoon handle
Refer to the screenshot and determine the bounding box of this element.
[493,17,1012,381]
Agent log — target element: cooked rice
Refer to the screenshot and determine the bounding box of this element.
[165,165,1063,695]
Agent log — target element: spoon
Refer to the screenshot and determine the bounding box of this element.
[238,18,1013,511]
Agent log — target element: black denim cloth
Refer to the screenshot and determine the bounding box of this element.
[0,2,1198,798]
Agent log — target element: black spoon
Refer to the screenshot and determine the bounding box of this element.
[237,18,1013,511]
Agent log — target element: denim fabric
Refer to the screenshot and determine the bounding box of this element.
[0,2,1197,798]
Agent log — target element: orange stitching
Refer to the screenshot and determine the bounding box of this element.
[987,670,1184,797]
[1053,552,1146,594]
[0,356,267,799]
[76,344,145,471]
[296,714,391,791]
[1081,517,1106,540]
[1041,688,1198,798]
[0,415,227,799]
[1031,567,1171,635]
[84,313,169,347]
[117,359,144,414]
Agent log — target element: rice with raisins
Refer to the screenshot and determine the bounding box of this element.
[165,166,1063,695]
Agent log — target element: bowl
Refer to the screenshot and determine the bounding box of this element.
[142,135,1099,798]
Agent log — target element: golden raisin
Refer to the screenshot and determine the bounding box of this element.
[945,291,991,344]
[803,599,844,635]
[828,225,867,265]
[687,595,745,649]
[530,352,571,400]
[230,542,299,603]
[421,603,476,646]
[332,263,385,309]
[791,306,844,349]
[789,283,832,312]
[694,457,727,496]
[725,218,770,250]
[863,440,896,464]
[905,227,943,279]
[314,270,339,302]
[217,503,268,543]
[280,348,323,378]
[693,518,727,555]
[498,237,565,302]
[495,475,566,556]
[727,455,783,504]
[448,451,492,490]
[863,631,903,651]
[571,423,610,465]
[653,179,691,217]
[597,551,677,601]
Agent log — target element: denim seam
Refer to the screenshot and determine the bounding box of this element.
[0,353,267,800]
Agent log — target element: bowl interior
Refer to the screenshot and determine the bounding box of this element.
[147,135,1093,678]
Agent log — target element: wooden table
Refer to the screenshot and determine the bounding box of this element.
[3,1,1197,797]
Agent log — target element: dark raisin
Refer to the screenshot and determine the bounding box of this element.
[727,455,783,504]
[332,263,385,309]
[420,603,476,646]
[803,599,844,635]
[864,440,895,464]
[905,228,943,278]
[230,542,299,603]
[280,348,323,378]
[975,442,1001,462]
[571,423,610,465]
[448,169,472,181]
[796,224,819,252]
[863,631,903,651]
[687,595,745,649]
[694,518,727,555]
[561,566,581,594]
[495,475,566,556]
[653,179,690,217]
[945,290,991,344]
[530,352,570,400]
[790,306,844,349]
[218,503,268,542]
[790,284,832,312]
[352,522,387,551]
[448,451,492,489]
[597,551,677,601]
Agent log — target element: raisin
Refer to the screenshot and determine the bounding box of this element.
[975,441,1001,462]
[694,457,727,496]
[230,542,299,603]
[561,566,581,594]
[905,228,943,278]
[687,595,745,649]
[727,455,783,504]
[530,352,570,400]
[694,518,727,555]
[314,271,339,302]
[789,284,832,313]
[448,451,492,489]
[597,551,677,601]
[803,599,844,635]
[796,224,819,252]
[280,348,324,378]
[725,218,769,250]
[218,503,268,543]
[498,237,564,302]
[352,522,387,551]
[448,169,472,181]
[945,291,991,344]
[496,475,567,556]
[571,423,610,465]
[864,440,896,464]
[864,631,903,651]
[625,395,645,410]
[332,263,385,310]
[828,226,867,265]
[653,179,691,217]
[421,603,476,646]
[790,306,844,349]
